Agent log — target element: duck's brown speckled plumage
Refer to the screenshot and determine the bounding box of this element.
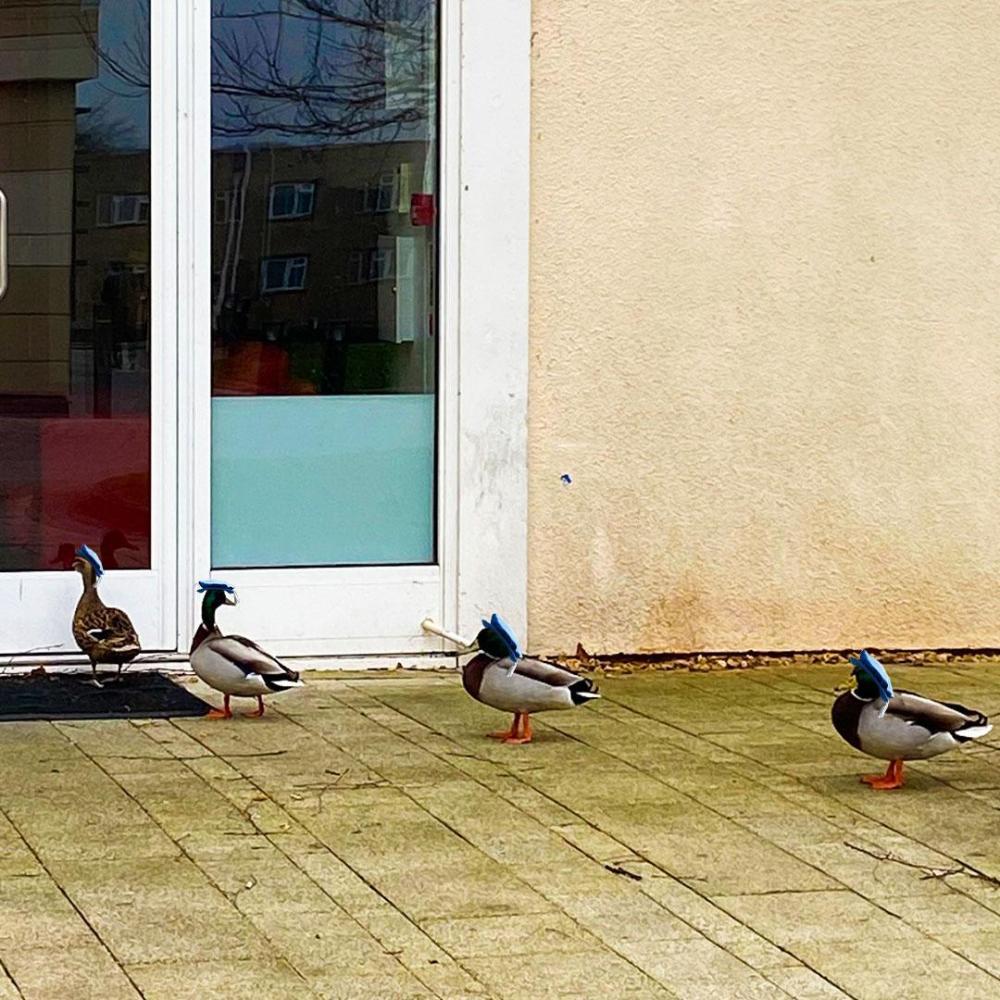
[71,558,140,671]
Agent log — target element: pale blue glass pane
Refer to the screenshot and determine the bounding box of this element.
[211,395,434,568]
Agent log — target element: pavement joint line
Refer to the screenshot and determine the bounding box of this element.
[0,798,146,1000]
[486,705,855,996]
[41,728,321,997]
[320,691,678,996]
[594,687,1000,987]
[162,716,480,1000]
[0,957,23,1000]
[274,692,678,999]
[334,684,812,1000]
[433,683,995,997]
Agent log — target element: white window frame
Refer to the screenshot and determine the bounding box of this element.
[175,0,529,660]
[268,181,315,220]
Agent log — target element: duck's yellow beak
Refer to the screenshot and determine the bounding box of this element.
[833,673,853,694]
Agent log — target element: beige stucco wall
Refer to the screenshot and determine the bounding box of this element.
[528,1,1000,654]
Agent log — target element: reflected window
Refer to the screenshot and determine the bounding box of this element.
[214,189,243,224]
[96,193,151,228]
[359,172,398,214]
[261,256,309,294]
[269,182,315,220]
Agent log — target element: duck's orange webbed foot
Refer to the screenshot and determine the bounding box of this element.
[489,713,532,744]
[247,696,265,718]
[489,711,521,741]
[861,759,904,790]
[205,695,232,720]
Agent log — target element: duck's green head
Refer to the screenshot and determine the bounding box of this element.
[474,613,523,662]
[849,650,893,703]
[197,580,237,626]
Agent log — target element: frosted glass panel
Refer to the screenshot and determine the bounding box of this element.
[211,395,434,567]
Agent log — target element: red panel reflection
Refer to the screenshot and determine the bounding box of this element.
[0,416,150,571]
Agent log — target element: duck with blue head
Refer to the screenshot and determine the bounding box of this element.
[70,544,141,686]
[831,649,992,790]
[189,581,303,719]
[458,613,600,744]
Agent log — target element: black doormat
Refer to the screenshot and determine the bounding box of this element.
[0,670,212,722]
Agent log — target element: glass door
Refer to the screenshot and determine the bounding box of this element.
[191,0,449,656]
[0,1,176,657]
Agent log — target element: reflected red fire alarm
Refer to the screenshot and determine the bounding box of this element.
[410,193,436,227]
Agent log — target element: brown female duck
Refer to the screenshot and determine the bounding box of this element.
[71,544,141,685]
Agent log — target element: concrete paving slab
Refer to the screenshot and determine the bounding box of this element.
[1,664,1000,998]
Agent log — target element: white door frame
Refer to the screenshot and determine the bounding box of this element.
[172,0,528,662]
[0,0,178,661]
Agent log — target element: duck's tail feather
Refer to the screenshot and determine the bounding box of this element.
[955,720,992,742]
[262,676,305,691]
[569,677,600,705]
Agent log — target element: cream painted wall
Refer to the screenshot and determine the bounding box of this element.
[529,1,1000,654]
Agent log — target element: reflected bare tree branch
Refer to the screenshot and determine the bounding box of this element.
[86,0,434,143]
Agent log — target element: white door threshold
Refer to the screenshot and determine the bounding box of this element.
[0,651,461,675]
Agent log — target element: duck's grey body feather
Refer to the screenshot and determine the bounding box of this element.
[463,653,598,714]
[191,628,302,698]
[836,689,991,761]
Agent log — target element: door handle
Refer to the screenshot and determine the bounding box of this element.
[0,188,7,302]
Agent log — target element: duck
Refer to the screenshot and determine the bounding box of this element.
[52,530,138,571]
[100,529,138,569]
[189,580,303,719]
[51,543,78,570]
[423,613,600,744]
[831,649,992,789]
[71,544,141,685]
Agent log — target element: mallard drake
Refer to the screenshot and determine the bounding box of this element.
[189,581,303,719]
[71,544,141,685]
[423,614,600,744]
[831,649,992,789]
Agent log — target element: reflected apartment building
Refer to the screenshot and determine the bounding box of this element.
[74,139,436,402]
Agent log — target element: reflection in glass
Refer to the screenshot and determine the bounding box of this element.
[0,1,152,572]
[210,1,438,568]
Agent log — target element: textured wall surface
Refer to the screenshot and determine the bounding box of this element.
[529,1,1000,654]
